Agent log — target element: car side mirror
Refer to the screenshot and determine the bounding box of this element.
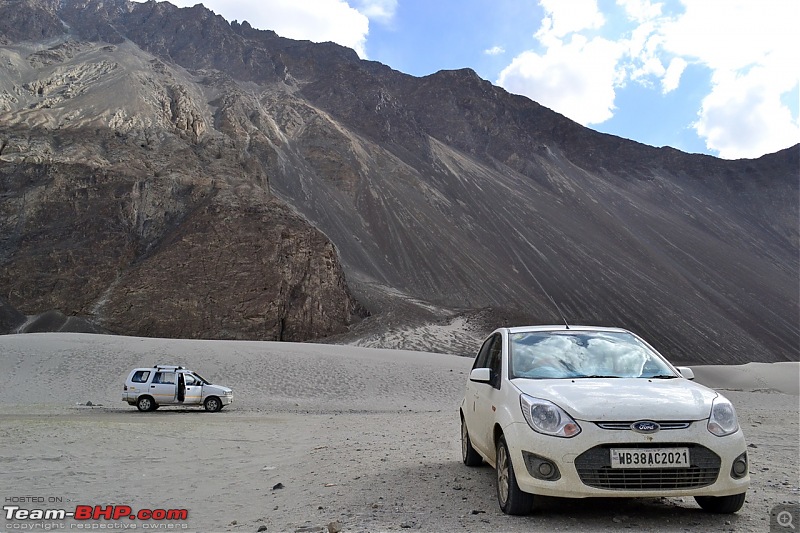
[469,368,492,383]
[676,367,695,380]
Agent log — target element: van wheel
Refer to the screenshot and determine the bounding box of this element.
[136,396,156,412]
[204,397,222,412]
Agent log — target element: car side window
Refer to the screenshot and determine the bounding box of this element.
[473,334,503,389]
[488,336,502,389]
[473,336,495,370]
[131,370,150,383]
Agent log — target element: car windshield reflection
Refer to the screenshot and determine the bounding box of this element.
[509,331,676,379]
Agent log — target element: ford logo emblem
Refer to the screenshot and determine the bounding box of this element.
[631,421,660,433]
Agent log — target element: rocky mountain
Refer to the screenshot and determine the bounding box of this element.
[0,0,797,364]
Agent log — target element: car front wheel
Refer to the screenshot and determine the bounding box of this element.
[496,436,533,515]
[461,416,483,466]
[204,396,222,412]
[694,493,746,513]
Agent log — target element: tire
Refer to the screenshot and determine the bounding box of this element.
[694,493,746,514]
[204,396,222,412]
[496,436,533,515]
[136,396,156,412]
[461,416,483,466]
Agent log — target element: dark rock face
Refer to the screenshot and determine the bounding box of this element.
[0,0,65,44]
[0,126,365,341]
[0,0,797,363]
[0,296,25,333]
[98,190,363,341]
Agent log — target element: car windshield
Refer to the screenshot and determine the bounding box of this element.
[509,331,676,379]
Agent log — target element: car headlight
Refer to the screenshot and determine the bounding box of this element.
[707,396,739,437]
[520,394,581,438]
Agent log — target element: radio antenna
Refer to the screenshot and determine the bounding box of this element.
[530,273,570,329]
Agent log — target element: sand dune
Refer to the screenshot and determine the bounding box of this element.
[690,362,799,396]
[1,333,797,532]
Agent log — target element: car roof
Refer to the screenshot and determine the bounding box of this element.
[502,325,632,335]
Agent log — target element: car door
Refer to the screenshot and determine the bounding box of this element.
[464,337,492,453]
[466,333,503,458]
[180,372,203,405]
[150,371,177,405]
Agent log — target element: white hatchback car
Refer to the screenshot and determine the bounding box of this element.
[460,326,749,515]
[123,365,233,412]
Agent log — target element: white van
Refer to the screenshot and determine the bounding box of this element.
[122,365,233,412]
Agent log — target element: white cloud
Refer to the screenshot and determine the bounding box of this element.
[497,0,623,126]
[135,0,372,58]
[497,0,798,157]
[661,56,686,94]
[657,0,800,158]
[484,46,505,56]
[498,35,625,125]
[658,0,792,72]
[353,0,398,24]
[536,0,605,41]
[695,66,799,159]
[616,0,663,23]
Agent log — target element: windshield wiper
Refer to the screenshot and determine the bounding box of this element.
[575,375,620,379]
[649,374,679,379]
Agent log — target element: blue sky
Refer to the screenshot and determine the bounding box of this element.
[137,0,799,160]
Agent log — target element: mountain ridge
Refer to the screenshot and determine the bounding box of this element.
[0,0,797,364]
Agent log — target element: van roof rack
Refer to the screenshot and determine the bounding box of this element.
[153,365,184,370]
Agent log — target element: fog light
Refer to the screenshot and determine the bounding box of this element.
[731,452,748,479]
[522,451,561,481]
[538,462,554,477]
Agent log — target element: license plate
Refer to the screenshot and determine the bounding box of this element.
[610,448,690,469]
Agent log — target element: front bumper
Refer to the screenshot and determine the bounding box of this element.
[504,420,750,499]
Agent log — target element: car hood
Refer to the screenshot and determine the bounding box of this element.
[512,378,717,421]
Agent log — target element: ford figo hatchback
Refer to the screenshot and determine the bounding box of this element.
[460,326,749,515]
[123,365,233,412]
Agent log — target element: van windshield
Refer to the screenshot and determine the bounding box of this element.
[189,372,210,385]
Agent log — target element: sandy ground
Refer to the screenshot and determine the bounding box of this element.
[0,333,798,533]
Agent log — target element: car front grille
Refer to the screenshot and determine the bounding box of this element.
[575,444,721,491]
[596,421,692,430]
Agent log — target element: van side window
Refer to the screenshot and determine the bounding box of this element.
[154,372,175,385]
[132,371,150,383]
